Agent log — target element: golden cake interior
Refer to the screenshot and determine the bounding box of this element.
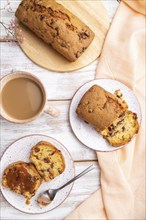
[100,110,139,147]
[30,141,65,182]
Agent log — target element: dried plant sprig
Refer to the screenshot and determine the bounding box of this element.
[0,0,24,44]
[0,19,24,44]
[0,0,13,13]
[0,21,15,37]
[16,25,25,44]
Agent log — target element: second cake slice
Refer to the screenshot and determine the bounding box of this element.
[100,110,139,147]
[30,141,65,182]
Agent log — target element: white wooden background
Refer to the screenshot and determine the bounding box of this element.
[0,1,119,219]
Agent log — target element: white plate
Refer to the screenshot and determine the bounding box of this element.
[69,79,142,152]
[0,135,75,214]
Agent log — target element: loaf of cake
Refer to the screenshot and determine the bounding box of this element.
[30,141,65,181]
[15,0,95,62]
[100,110,139,147]
[76,84,139,147]
[2,161,42,204]
[76,85,127,131]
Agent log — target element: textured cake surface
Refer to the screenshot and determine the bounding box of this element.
[15,0,95,61]
[100,110,139,147]
[30,141,65,182]
[2,161,42,203]
[76,85,127,131]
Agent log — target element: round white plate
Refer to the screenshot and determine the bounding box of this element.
[0,135,75,214]
[69,79,142,152]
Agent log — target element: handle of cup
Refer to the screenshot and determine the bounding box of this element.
[44,101,60,117]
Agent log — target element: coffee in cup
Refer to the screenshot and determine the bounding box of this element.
[0,71,59,123]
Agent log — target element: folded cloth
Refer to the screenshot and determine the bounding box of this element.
[65,0,146,219]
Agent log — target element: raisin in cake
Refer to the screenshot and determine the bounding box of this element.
[2,161,42,204]
[30,141,65,182]
[100,110,139,147]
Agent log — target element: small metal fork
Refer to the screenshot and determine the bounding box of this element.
[37,164,95,205]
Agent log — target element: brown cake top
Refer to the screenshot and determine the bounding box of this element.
[76,85,127,131]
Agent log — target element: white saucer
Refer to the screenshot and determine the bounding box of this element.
[69,79,142,152]
[0,135,75,214]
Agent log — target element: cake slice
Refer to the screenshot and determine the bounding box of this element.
[2,161,42,204]
[100,110,139,147]
[30,141,65,182]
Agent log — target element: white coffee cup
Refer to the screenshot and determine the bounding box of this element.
[0,71,59,123]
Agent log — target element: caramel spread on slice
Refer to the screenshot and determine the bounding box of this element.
[6,166,37,194]
[2,162,42,205]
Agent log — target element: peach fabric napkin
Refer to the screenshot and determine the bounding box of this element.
[65,0,146,219]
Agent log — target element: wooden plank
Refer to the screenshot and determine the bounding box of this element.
[0,0,119,39]
[0,100,97,161]
[0,161,100,220]
[1,42,97,100]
